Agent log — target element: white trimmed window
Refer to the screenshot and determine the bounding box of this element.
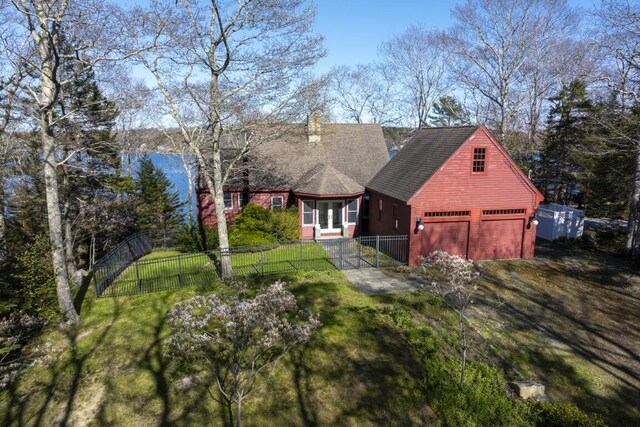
[223,192,233,209]
[347,199,358,223]
[363,194,370,219]
[271,196,284,210]
[392,205,399,230]
[302,200,314,225]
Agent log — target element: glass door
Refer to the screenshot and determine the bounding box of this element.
[331,202,343,229]
[317,201,343,231]
[318,202,329,228]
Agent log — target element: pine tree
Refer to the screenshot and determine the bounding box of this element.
[538,80,594,205]
[428,95,470,127]
[134,156,184,231]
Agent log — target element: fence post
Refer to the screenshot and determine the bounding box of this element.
[357,237,361,268]
[177,255,183,287]
[260,245,264,275]
[135,260,141,293]
[299,240,303,270]
[375,235,380,268]
[339,239,344,270]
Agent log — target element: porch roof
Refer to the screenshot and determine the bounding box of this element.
[294,164,364,196]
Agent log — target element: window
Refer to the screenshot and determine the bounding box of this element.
[271,196,284,210]
[302,200,314,225]
[472,147,486,173]
[239,192,249,208]
[392,205,398,230]
[482,209,526,215]
[362,194,370,219]
[347,199,358,223]
[424,211,470,217]
[223,192,233,209]
[378,199,383,221]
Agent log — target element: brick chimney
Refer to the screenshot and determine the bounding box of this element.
[307,111,321,144]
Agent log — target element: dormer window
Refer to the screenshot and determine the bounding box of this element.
[472,147,486,173]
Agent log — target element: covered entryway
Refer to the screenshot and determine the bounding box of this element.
[476,219,524,260]
[422,221,469,258]
[317,200,344,234]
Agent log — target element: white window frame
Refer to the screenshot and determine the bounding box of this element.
[302,200,314,226]
[271,196,284,210]
[223,191,233,210]
[346,198,358,224]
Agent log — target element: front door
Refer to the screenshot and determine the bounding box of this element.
[318,201,343,232]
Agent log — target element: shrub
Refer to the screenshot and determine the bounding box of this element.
[269,206,299,241]
[12,235,59,319]
[174,225,219,252]
[229,203,275,247]
[424,356,529,426]
[528,401,605,427]
[0,311,46,389]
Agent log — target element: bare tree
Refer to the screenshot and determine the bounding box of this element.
[5,0,133,324]
[420,251,479,389]
[130,0,324,279]
[447,0,579,151]
[380,25,449,127]
[594,0,640,259]
[329,63,398,124]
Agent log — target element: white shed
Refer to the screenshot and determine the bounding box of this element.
[535,203,584,241]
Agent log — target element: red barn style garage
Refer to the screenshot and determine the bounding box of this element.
[366,125,544,265]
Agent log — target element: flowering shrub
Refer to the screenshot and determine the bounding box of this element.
[0,311,46,389]
[166,280,321,427]
[420,250,480,389]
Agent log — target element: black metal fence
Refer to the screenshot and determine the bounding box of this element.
[93,236,409,298]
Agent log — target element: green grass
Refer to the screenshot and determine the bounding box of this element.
[0,271,437,426]
[103,243,335,297]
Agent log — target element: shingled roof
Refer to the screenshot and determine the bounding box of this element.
[225,123,389,195]
[366,125,480,202]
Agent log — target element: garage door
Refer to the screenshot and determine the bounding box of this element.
[477,219,524,260]
[422,222,469,258]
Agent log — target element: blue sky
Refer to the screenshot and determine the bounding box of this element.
[313,0,455,73]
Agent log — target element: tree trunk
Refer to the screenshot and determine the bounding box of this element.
[0,178,6,263]
[236,395,242,427]
[624,147,640,257]
[42,126,80,324]
[459,310,466,389]
[36,18,80,323]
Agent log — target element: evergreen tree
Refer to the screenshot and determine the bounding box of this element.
[538,80,594,205]
[428,95,470,127]
[134,156,184,231]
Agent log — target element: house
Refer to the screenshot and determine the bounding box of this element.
[366,125,544,264]
[197,114,390,238]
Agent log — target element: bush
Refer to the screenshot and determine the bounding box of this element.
[0,311,46,389]
[229,203,300,247]
[174,225,219,252]
[269,206,299,241]
[528,401,605,427]
[423,356,529,426]
[12,235,59,319]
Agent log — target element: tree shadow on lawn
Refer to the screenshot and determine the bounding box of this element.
[255,277,431,426]
[479,268,640,426]
[1,298,123,427]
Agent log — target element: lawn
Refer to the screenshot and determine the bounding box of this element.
[0,270,439,426]
[102,243,334,297]
[469,240,640,426]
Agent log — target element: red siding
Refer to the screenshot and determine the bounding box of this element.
[367,191,412,237]
[197,190,292,227]
[422,222,469,258]
[476,219,524,260]
[402,127,541,264]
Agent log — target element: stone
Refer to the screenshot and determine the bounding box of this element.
[509,381,545,400]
